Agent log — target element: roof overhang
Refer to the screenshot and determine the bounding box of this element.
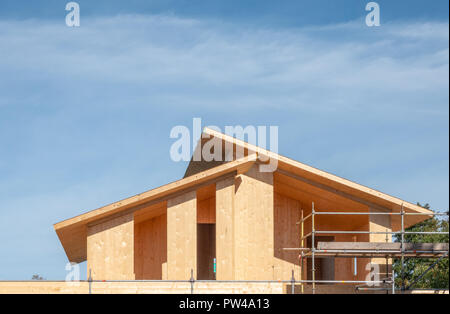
[201,127,433,230]
[54,154,257,263]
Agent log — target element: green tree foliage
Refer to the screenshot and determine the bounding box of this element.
[393,203,449,289]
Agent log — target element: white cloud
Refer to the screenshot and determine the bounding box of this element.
[0,15,448,115]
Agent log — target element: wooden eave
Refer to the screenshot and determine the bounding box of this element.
[54,154,257,262]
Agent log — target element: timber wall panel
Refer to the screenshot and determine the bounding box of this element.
[303,211,371,281]
[234,165,274,280]
[369,207,392,278]
[87,213,134,280]
[197,197,216,224]
[0,281,284,294]
[274,177,373,282]
[332,224,370,281]
[134,213,167,280]
[215,176,235,280]
[167,191,197,280]
[273,193,301,280]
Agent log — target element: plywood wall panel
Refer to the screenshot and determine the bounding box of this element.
[369,207,392,279]
[167,191,197,280]
[87,213,134,280]
[197,197,216,224]
[332,229,370,281]
[234,165,274,280]
[273,193,301,280]
[134,213,167,280]
[215,176,235,280]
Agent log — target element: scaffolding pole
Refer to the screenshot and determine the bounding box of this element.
[312,231,447,235]
[301,249,448,255]
[312,202,316,295]
[392,269,395,295]
[401,204,405,292]
[300,209,304,294]
[283,203,449,293]
[301,211,448,216]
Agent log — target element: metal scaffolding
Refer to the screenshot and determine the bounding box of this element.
[286,202,449,294]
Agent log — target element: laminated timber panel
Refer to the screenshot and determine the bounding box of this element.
[167,191,197,280]
[273,177,371,282]
[197,184,216,224]
[87,212,134,280]
[2,281,447,294]
[306,213,370,282]
[332,223,370,281]
[197,198,215,224]
[134,213,167,280]
[215,176,235,280]
[369,207,392,278]
[273,193,301,280]
[0,281,285,294]
[134,201,167,225]
[234,164,274,280]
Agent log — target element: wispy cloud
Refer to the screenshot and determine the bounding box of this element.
[0,14,448,279]
[0,15,448,114]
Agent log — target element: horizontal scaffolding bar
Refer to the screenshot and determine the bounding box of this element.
[312,250,449,254]
[356,287,392,291]
[297,212,447,224]
[311,211,448,216]
[296,210,447,225]
[400,231,449,235]
[93,280,296,283]
[300,252,448,259]
[315,231,449,235]
[297,280,392,284]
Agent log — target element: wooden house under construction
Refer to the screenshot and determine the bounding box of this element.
[53,128,447,293]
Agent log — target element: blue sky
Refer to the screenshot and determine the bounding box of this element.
[0,1,448,280]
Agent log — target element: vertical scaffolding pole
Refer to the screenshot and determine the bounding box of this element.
[88,268,92,295]
[392,269,395,295]
[190,269,194,294]
[352,235,358,277]
[312,202,316,295]
[300,209,304,294]
[400,204,405,292]
[291,270,295,294]
[385,228,389,291]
